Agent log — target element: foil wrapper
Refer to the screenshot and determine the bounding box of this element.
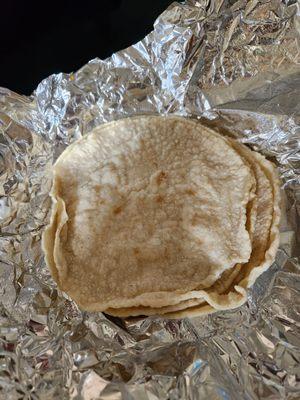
[1,1,300,399]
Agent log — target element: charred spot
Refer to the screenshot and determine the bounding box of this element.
[155,195,164,203]
[133,248,140,255]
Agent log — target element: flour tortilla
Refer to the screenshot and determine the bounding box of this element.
[105,137,280,318]
[43,116,256,312]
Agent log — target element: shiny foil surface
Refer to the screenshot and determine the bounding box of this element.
[1,0,300,399]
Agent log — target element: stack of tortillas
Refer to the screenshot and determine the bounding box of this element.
[42,116,280,318]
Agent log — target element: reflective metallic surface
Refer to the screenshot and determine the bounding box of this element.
[1,1,300,398]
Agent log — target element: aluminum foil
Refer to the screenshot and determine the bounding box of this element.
[1,0,300,398]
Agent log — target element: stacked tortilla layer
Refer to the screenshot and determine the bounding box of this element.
[42,116,280,318]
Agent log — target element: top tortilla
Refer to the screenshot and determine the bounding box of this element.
[42,116,256,311]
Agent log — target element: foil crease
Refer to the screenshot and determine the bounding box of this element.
[0,0,300,399]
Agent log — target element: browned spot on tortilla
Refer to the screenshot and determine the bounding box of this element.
[94,185,101,194]
[191,214,201,226]
[155,195,164,203]
[156,171,167,185]
[96,198,106,205]
[185,189,196,196]
[113,206,123,215]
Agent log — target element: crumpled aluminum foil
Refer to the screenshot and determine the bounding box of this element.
[1,0,300,398]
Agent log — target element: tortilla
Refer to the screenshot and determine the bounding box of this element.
[43,116,259,312]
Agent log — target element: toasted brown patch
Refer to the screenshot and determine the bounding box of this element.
[94,185,101,193]
[113,206,123,215]
[191,214,201,226]
[185,189,196,196]
[156,171,167,185]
